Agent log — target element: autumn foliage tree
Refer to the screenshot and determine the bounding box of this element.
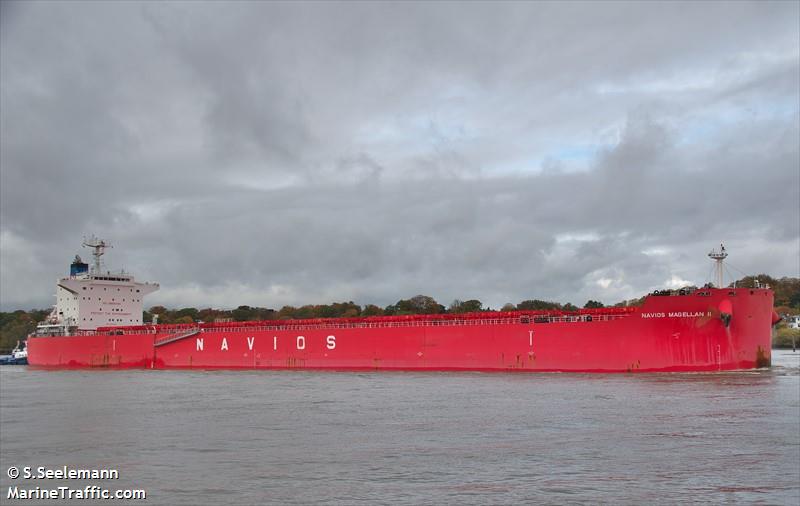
[449,299,484,313]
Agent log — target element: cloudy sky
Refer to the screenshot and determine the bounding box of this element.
[1,1,798,312]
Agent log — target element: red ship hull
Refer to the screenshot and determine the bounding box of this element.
[27,288,776,372]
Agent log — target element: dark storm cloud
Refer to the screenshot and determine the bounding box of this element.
[1,1,798,311]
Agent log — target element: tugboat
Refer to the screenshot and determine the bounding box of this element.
[0,341,28,365]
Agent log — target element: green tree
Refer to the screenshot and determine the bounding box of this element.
[584,300,604,309]
[789,291,800,309]
[175,307,199,321]
[518,299,561,310]
[232,305,256,321]
[147,305,173,323]
[731,275,799,311]
[450,299,483,313]
[277,306,296,319]
[362,304,384,316]
[197,308,225,323]
[0,310,42,352]
[397,295,445,314]
[253,307,276,320]
[293,305,317,319]
[325,301,361,318]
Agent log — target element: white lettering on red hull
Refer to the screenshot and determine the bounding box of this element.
[668,311,710,318]
[190,335,338,353]
[641,311,712,318]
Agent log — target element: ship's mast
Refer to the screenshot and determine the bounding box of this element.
[82,236,111,274]
[708,243,728,288]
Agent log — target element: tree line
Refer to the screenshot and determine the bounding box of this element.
[2,275,798,352]
[0,295,614,350]
[143,295,613,326]
[0,309,49,353]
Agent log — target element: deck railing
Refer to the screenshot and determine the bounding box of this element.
[66,313,631,338]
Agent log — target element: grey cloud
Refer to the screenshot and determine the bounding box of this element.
[1,1,798,311]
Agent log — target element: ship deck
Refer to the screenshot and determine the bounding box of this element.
[84,306,638,337]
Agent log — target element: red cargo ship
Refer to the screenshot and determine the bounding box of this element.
[27,241,777,372]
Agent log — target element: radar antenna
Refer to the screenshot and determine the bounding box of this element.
[82,236,112,274]
[707,243,728,288]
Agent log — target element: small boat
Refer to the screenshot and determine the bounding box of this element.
[0,341,28,365]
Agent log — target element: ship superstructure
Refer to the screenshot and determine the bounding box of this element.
[36,237,159,336]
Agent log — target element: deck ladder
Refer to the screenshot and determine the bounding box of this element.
[154,328,201,347]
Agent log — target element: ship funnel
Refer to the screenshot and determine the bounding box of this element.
[70,255,89,277]
[707,243,728,288]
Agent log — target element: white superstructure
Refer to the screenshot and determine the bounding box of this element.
[39,237,158,333]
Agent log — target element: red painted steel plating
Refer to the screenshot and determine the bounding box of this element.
[27,288,775,372]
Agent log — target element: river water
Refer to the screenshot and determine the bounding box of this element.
[1,350,798,505]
